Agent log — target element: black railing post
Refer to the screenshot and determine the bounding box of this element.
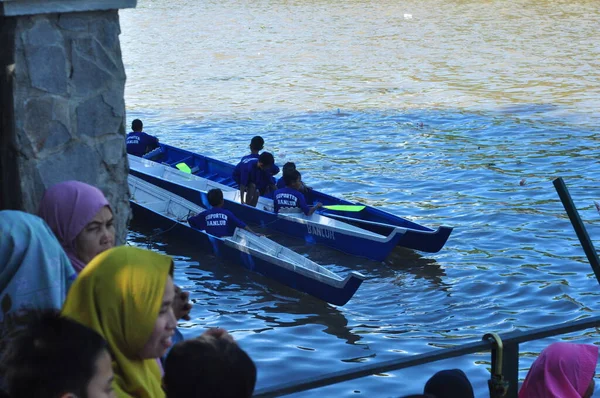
[552,177,600,285]
[502,341,520,398]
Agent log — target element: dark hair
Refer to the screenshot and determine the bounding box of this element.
[250,136,264,151]
[132,119,143,131]
[2,310,109,398]
[164,335,256,398]
[207,189,224,207]
[399,395,435,398]
[283,170,301,186]
[282,162,296,175]
[424,369,474,398]
[258,152,274,167]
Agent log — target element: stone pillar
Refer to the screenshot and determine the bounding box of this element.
[0,0,136,244]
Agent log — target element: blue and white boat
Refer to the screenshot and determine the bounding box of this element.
[140,143,453,253]
[128,175,364,306]
[129,155,407,261]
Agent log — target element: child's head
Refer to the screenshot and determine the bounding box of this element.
[283,170,301,189]
[164,335,256,398]
[282,162,296,175]
[131,119,143,132]
[2,310,114,398]
[250,136,264,151]
[207,189,224,207]
[424,369,474,398]
[257,152,274,169]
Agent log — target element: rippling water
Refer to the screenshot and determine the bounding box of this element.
[120,1,600,396]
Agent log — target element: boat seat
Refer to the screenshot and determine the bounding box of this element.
[220,178,236,186]
[168,156,192,167]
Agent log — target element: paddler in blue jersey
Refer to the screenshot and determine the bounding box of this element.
[126,119,160,157]
[232,136,280,185]
[273,170,322,216]
[239,152,277,207]
[188,189,259,237]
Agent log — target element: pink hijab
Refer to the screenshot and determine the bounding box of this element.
[38,181,111,273]
[519,342,598,398]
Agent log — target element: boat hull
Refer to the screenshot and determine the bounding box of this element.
[129,179,363,306]
[143,143,453,253]
[130,166,404,261]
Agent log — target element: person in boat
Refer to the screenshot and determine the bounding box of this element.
[232,136,280,188]
[423,369,474,398]
[519,341,597,398]
[0,211,77,370]
[276,162,313,202]
[232,136,264,184]
[2,310,115,398]
[273,170,322,216]
[164,334,256,398]
[188,188,259,237]
[38,181,192,347]
[61,246,230,398]
[126,119,160,157]
[239,152,277,207]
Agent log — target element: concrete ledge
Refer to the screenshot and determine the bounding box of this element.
[1,0,136,16]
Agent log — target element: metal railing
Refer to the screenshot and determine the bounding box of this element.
[254,178,600,397]
[254,316,600,397]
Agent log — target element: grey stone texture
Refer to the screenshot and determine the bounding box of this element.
[1,0,137,17]
[0,5,132,245]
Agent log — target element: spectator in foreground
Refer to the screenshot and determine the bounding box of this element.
[424,368,475,398]
[2,310,114,398]
[519,342,597,398]
[164,334,256,398]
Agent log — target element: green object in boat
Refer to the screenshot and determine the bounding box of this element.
[322,205,365,212]
[176,163,192,174]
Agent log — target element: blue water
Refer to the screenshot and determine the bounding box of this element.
[125,107,600,397]
[120,1,600,396]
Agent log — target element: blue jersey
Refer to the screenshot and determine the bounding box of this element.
[274,187,310,215]
[187,208,246,237]
[276,177,286,189]
[232,154,258,183]
[240,159,275,191]
[126,132,159,157]
[233,153,280,184]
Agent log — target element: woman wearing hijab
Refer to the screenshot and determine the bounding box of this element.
[519,342,598,398]
[0,210,76,323]
[62,246,177,398]
[38,180,192,321]
[38,180,115,273]
[0,211,77,391]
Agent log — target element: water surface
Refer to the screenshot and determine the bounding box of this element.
[120,1,600,396]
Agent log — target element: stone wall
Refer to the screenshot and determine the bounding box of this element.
[0,8,131,244]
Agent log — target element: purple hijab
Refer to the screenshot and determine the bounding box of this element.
[519,342,598,398]
[38,181,111,273]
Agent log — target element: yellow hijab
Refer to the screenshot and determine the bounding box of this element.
[61,246,173,398]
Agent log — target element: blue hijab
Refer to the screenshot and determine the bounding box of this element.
[0,210,76,322]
